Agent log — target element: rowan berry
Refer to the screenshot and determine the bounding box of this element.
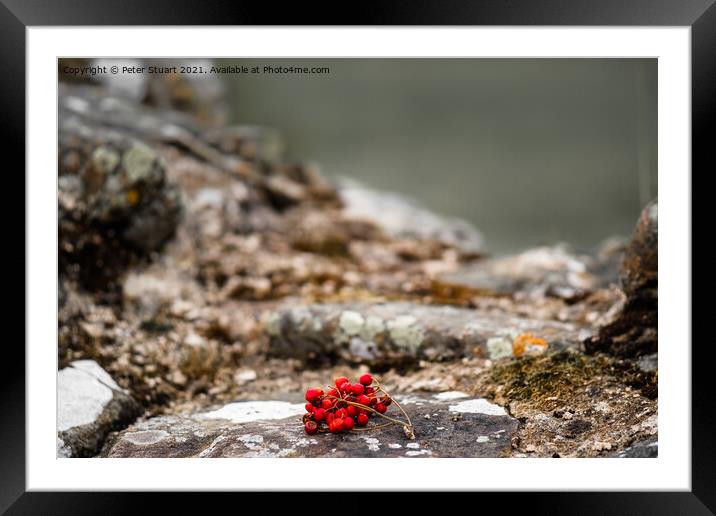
[333,418,345,432]
[346,405,358,417]
[321,398,334,410]
[328,388,339,398]
[334,377,349,388]
[304,421,318,435]
[351,383,365,395]
[343,417,355,430]
[313,408,326,422]
[360,374,373,386]
[357,413,369,426]
[305,388,323,403]
[340,382,353,393]
[357,394,370,406]
[375,403,387,414]
[305,403,315,413]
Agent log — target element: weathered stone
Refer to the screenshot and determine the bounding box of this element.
[438,244,618,300]
[58,360,142,457]
[59,89,184,292]
[611,437,658,458]
[102,393,517,458]
[620,200,658,298]
[266,302,592,365]
[584,200,657,358]
[339,179,484,254]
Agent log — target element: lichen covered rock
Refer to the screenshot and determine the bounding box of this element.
[102,393,517,458]
[266,301,591,365]
[59,92,183,291]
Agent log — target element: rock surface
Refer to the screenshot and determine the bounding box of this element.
[58,360,142,457]
[585,200,657,358]
[267,301,592,364]
[438,244,621,300]
[612,437,658,458]
[102,392,517,458]
[339,179,484,254]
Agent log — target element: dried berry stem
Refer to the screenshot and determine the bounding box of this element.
[324,395,407,427]
[373,377,414,434]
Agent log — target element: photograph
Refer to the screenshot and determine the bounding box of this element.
[57,57,659,459]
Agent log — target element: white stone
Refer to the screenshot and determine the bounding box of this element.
[58,364,115,432]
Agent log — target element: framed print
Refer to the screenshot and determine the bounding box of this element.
[6,0,712,512]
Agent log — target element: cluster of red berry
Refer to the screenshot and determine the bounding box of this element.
[303,374,395,435]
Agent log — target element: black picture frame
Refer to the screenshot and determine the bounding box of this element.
[4,0,711,512]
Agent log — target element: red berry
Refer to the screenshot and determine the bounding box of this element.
[335,377,349,388]
[360,374,373,386]
[326,412,335,425]
[313,408,326,422]
[375,403,387,414]
[357,413,369,426]
[380,396,392,406]
[333,418,345,432]
[343,417,355,430]
[357,394,370,406]
[304,421,318,435]
[347,405,358,417]
[336,408,347,419]
[340,382,353,393]
[305,388,322,403]
[305,403,315,413]
[321,398,334,410]
[351,383,365,395]
[328,388,339,398]
[365,387,375,395]
[369,397,377,406]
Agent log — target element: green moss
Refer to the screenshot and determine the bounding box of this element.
[489,351,656,410]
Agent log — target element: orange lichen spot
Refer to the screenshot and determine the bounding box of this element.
[126,189,140,206]
[512,333,549,357]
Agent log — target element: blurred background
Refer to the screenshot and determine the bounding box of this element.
[226,58,657,255]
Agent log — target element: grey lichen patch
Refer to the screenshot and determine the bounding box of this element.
[486,336,513,360]
[339,310,365,336]
[334,310,365,344]
[91,145,120,175]
[122,141,159,183]
[387,315,424,350]
[265,312,282,337]
[361,315,385,341]
[124,429,169,446]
